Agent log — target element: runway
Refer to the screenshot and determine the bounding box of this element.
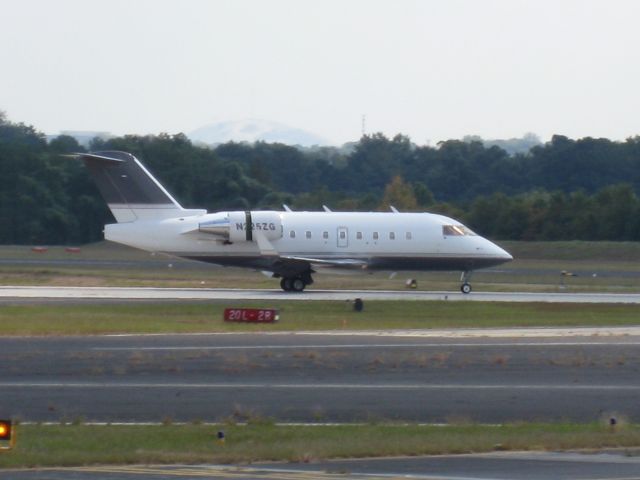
[7,451,640,480]
[2,330,639,423]
[3,285,640,302]
[4,328,640,479]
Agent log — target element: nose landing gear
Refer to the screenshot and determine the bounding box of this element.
[460,271,473,294]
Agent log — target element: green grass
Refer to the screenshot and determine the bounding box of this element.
[0,301,639,335]
[1,423,639,468]
[1,241,639,336]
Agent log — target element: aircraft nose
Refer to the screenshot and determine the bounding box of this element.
[494,244,513,261]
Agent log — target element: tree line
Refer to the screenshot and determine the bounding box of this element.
[2,111,640,244]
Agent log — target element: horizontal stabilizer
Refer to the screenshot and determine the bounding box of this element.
[62,153,125,165]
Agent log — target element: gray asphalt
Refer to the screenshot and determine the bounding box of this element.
[4,285,640,303]
[3,332,640,480]
[1,332,640,423]
[5,451,640,479]
[266,451,640,479]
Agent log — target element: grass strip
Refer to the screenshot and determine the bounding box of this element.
[1,423,639,468]
[0,301,639,335]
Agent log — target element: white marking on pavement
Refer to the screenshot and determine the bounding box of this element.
[101,326,640,339]
[2,382,640,390]
[92,341,640,351]
[4,285,640,303]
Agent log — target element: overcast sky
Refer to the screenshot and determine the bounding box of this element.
[1,0,639,145]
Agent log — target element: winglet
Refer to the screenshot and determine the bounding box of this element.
[322,205,332,212]
[283,204,292,212]
[390,206,399,213]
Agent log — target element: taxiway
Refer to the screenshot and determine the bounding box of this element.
[1,330,639,423]
[6,451,640,480]
[2,285,640,302]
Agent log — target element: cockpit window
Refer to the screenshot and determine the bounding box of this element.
[443,225,476,236]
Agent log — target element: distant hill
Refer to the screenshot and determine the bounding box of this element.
[188,119,329,147]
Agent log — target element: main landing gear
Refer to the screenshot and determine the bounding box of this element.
[280,273,314,292]
[460,271,473,294]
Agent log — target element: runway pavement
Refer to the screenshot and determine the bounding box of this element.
[6,451,640,479]
[3,324,640,479]
[3,285,640,302]
[2,330,640,423]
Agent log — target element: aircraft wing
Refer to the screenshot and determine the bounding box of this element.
[219,230,369,269]
[281,256,369,270]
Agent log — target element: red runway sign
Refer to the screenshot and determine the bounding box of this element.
[223,308,279,323]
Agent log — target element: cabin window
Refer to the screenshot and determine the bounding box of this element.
[306,231,312,239]
[389,232,395,240]
[406,232,412,240]
[323,231,329,239]
[373,232,379,240]
[356,232,362,240]
[339,231,346,239]
[290,230,296,238]
[443,225,477,237]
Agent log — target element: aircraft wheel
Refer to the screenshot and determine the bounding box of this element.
[280,278,293,291]
[460,283,472,294]
[291,277,306,292]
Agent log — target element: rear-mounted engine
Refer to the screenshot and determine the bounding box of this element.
[199,211,283,242]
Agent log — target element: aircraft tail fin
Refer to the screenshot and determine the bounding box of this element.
[69,151,205,223]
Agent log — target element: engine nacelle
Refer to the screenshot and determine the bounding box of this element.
[199,211,282,243]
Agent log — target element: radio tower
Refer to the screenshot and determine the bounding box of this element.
[361,114,366,137]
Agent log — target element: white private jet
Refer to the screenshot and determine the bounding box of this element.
[71,151,512,293]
